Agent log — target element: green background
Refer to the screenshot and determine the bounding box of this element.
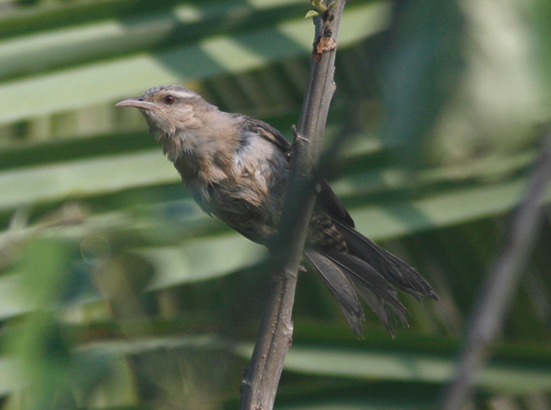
[0,0,550,409]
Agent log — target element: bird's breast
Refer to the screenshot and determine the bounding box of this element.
[176,134,289,243]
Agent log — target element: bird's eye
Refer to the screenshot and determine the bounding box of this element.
[164,95,175,105]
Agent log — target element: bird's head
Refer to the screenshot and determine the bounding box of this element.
[116,85,215,140]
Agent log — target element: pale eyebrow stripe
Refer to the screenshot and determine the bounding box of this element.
[168,89,197,99]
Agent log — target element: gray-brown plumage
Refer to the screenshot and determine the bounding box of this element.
[116,85,438,337]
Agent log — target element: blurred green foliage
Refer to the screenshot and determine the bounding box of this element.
[0,0,550,410]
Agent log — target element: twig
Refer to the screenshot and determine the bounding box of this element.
[439,131,551,410]
[239,1,349,409]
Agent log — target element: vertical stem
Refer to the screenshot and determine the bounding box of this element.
[439,133,551,410]
[239,2,349,409]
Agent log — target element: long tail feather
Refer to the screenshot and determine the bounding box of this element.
[333,220,438,301]
[304,250,365,336]
[324,251,408,337]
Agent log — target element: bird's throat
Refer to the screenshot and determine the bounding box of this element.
[162,129,239,187]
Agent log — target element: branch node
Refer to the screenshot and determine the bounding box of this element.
[292,125,309,143]
[241,378,254,388]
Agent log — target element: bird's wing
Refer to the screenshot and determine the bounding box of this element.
[332,219,439,301]
[240,115,355,227]
[239,115,291,151]
[318,181,355,227]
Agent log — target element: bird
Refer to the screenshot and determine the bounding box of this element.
[116,85,438,337]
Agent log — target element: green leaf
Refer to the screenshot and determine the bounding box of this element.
[0,1,388,124]
[379,0,465,167]
[235,340,551,393]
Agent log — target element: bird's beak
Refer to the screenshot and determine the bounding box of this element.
[115,98,156,110]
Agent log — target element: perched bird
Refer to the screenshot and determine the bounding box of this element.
[116,85,437,337]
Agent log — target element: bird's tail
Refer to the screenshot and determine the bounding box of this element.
[304,223,438,337]
[333,220,438,301]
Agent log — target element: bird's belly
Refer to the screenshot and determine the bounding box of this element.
[189,177,284,244]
